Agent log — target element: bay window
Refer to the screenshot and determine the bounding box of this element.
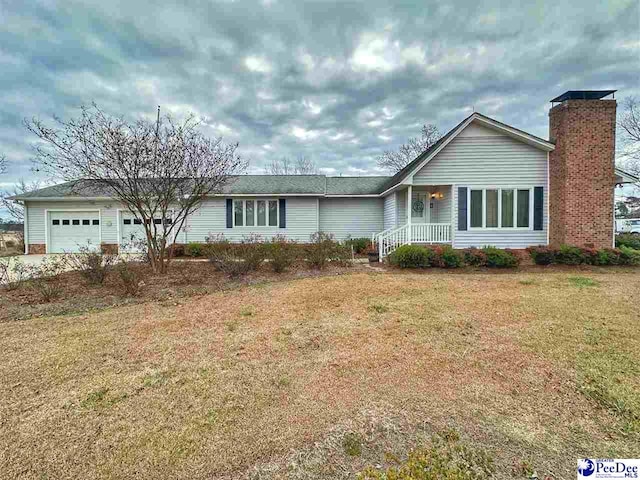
[468,187,532,229]
[233,199,279,227]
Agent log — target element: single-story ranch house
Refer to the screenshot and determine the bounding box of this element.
[11,91,638,257]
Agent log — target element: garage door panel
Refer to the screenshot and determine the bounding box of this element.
[120,214,147,252]
[49,211,100,253]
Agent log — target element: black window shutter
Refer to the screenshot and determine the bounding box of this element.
[279,198,286,228]
[533,187,543,231]
[457,187,467,231]
[226,199,233,228]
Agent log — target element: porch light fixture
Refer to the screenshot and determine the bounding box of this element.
[430,192,444,199]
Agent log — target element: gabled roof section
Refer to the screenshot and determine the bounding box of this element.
[379,112,555,195]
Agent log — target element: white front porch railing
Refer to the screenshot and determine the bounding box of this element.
[375,223,451,258]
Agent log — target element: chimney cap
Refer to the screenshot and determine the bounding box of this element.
[550,90,616,103]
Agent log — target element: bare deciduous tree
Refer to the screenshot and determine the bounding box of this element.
[377,124,441,173]
[26,105,246,274]
[1,179,41,223]
[0,155,6,175]
[265,156,318,175]
[618,96,640,180]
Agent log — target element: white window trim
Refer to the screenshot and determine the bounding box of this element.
[232,199,279,228]
[467,187,535,231]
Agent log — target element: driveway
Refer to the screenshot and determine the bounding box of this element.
[1,254,139,284]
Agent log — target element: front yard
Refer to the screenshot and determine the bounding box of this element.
[1,269,638,479]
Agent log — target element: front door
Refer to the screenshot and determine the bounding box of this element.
[411,192,430,223]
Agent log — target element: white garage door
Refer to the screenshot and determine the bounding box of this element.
[49,211,100,253]
[120,213,147,252]
[120,213,175,252]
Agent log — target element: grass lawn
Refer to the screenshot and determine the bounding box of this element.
[1,269,638,479]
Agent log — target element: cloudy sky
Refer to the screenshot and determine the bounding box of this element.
[0,0,638,198]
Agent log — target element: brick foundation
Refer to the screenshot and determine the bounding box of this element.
[100,243,119,255]
[548,99,616,249]
[28,244,46,254]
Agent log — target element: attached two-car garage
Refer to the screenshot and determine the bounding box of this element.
[48,211,100,253]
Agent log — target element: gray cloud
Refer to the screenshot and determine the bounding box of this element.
[0,0,638,193]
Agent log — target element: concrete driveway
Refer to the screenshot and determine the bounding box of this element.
[1,253,140,284]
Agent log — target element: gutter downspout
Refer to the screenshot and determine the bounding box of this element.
[23,201,28,255]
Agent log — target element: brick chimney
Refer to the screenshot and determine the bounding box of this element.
[548,90,617,249]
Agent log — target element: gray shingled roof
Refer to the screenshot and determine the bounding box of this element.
[326,176,389,195]
[11,175,393,200]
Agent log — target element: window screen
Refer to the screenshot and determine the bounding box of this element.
[245,200,255,226]
[257,200,266,226]
[486,190,498,228]
[470,190,483,228]
[501,190,514,227]
[517,190,530,227]
[234,200,243,226]
[268,200,278,226]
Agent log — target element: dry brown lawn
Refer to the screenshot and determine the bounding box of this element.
[1,269,638,479]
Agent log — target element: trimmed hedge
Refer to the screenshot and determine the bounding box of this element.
[527,244,640,266]
[388,245,519,269]
[388,245,433,268]
[482,246,520,268]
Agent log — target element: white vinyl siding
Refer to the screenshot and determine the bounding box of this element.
[413,122,548,248]
[319,198,384,241]
[430,186,452,224]
[184,197,318,243]
[383,193,397,229]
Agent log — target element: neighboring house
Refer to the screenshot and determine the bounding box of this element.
[10,90,639,257]
[0,223,23,251]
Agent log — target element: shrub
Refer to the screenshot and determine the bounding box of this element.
[185,242,206,257]
[439,245,464,268]
[618,246,640,266]
[28,256,67,302]
[66,245,117,285]
[206,234,266,277]
[388,245,433,268]
[593,248,621,266]
[306,232,351,269]
[117,261,142,296]
[527,246,557,265]
[462,247,487,267]
[616,233,640,250]
[555,244,586,265]
[265,235,298,273]
[3,259,29,291]
[344,237,370,255]
[482,246,519,268]
[5,240,15,248]
[170,244,185,257]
